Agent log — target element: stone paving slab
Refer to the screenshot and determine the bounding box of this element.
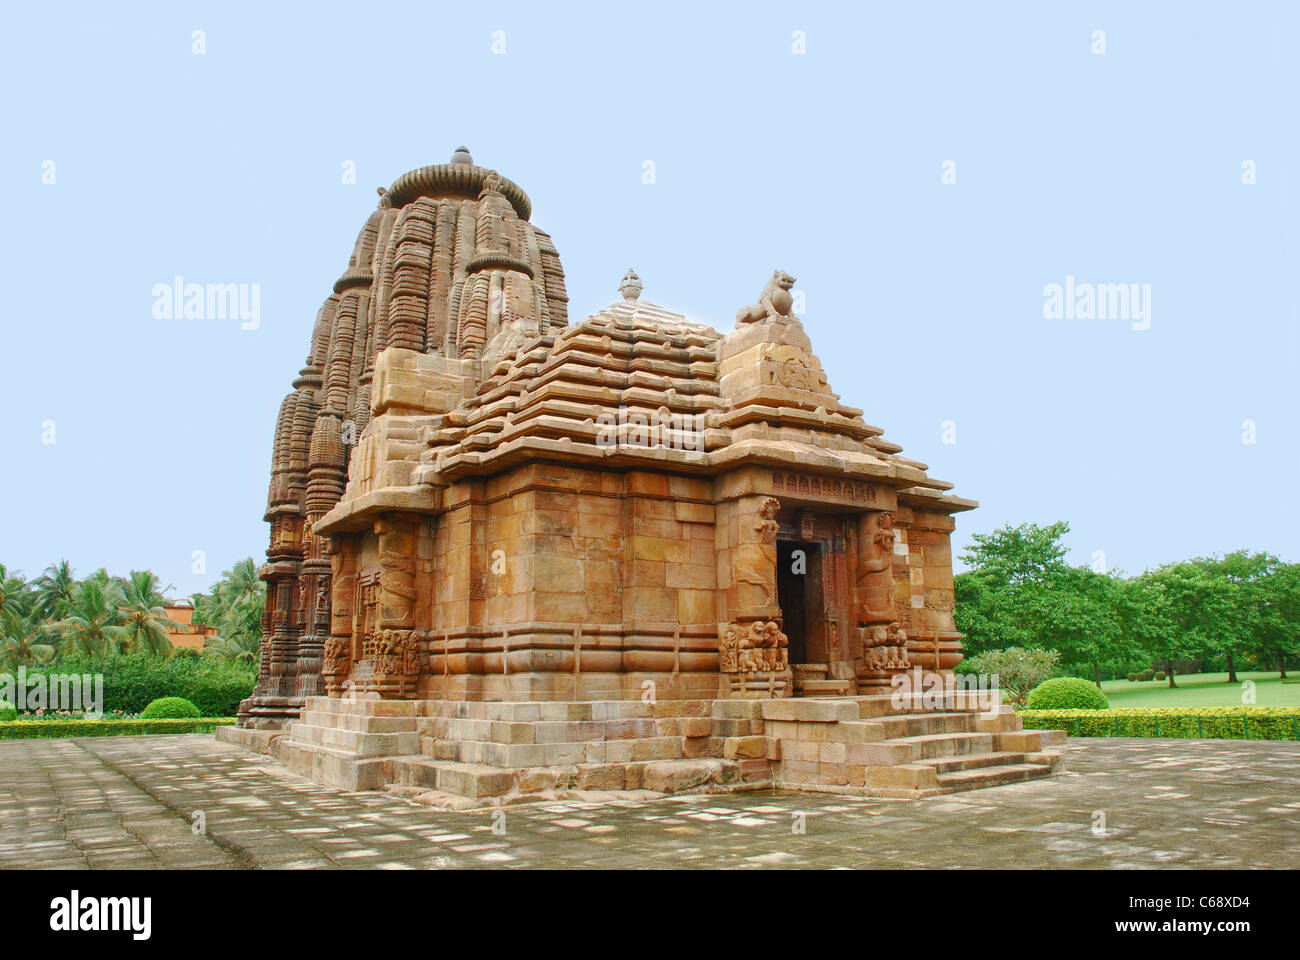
[0,735,1295,869]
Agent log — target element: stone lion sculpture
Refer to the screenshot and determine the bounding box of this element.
[736,270,797,325]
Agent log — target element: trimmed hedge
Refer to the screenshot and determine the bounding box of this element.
[1025,677,1109,711]
[19,654,254,716]
[0,718,235,739]
[141,696,200,719]
[0,701,16,722]
[1018,706,1300,741]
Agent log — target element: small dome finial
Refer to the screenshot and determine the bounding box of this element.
[619,268,643,301]
[451,146,473,165]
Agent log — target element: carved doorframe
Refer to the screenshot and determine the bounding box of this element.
[774,508,853,680]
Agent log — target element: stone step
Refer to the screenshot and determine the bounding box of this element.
[1034,729,1068,748]
[851,694,1000,719]
[877,712,978,738]
[935,762,1053,791]
[301,695,417,718]
[299,710,416,734]
[913,751,1026,774]
[887,731,994,760]
[288,722,418,757]
[797,679,853,696]
[386,756,515,799]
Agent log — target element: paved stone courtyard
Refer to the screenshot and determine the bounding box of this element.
[0,735,1295,869]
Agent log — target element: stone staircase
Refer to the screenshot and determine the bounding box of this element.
[762,693,1065,798]
[226,690,1066,808]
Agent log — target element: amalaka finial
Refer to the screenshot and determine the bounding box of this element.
[451,146,473,165]
[619,268,643,301]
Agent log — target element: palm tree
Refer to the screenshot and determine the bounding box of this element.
[0,563,31,635]
[204,631,260,664]
[55,580,126,657]
[33,560,77,619]
[117,570,180,656]
[192,558,265,665]
[223,558,262,606]
[0,609,57,670]
[194,559,263,625]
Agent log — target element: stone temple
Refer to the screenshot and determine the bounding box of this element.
[220,149,1064,803]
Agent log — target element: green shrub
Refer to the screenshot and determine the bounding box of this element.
[1126,673,1138,682]
[0,718,235,739]
[1154,671,1167,681]
[141,696,201,719]
[957,647,1060,703]
[1025,677,1109,710]
[1138,669,1156,681]
[0,701,16,722]
[22,654,254,716]
[1018,706,1300,741]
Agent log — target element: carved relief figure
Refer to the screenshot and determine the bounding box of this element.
[856,510,896,625]
[720,620,790,673]
[755,497,781,544]
[860,621,909,672]
[323,635,351,676]
[374,629,422,676]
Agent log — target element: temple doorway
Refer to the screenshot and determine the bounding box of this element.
[777,540,826,666]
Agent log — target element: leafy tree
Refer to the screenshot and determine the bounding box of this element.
[954,521,1072,655]
[959,521,1070,586]
[54,580,127,657]
[0,563,32,634]
[33,560,77,620]
[958,646,1060,703]
[1208,551,1280,682]
[1141,559,1238,687]
[192,559,265,664]
[0,608,58,670]
[1252,561,1300,678]
[1030,565,1138,687]
[116,570,181,656]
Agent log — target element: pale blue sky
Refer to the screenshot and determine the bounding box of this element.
[2,1,1297,597]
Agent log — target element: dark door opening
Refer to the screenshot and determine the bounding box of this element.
[777,540,824,664]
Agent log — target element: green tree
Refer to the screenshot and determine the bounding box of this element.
[116,570,181,656]
[1209,551,1281,682]
[54,580,127,657]
[1030,565,1137,687]
[1141,559,1237,687]
[0,563,32,634]
[1252,561,1300,678]
[192,559,265,664]
[33,560,77,619]
[954,521,1072,655]
[959,521,1070,586]
[0,608,58,670]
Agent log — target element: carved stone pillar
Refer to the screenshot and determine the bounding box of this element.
[372,516,423,698]
[716,493,790,698]
[855,510,909,689]
[323,536,357,697]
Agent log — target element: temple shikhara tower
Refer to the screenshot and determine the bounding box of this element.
[222,149,1065,802]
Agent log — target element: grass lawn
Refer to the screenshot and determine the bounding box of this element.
[1098,671,1300,708]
